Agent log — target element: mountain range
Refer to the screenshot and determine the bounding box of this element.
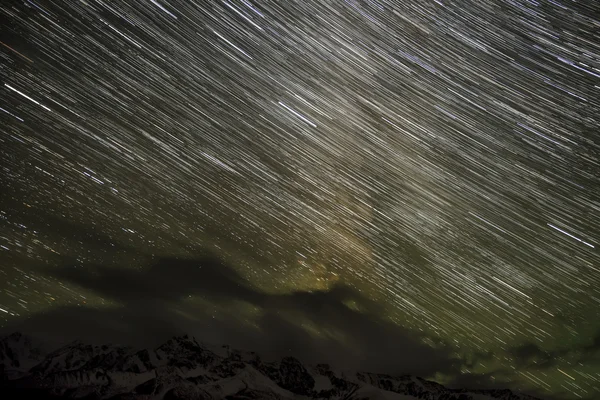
[0,332,542,400]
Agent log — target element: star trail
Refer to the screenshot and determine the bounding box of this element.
[1,0,599,399]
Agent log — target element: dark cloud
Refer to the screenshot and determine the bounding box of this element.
[462,350,495,369]
[445,370,508,391]
[509,342,555,369]
[506,334,600,371]
[445,371,562,400]
[51,254,261,304]
[584,331,600,352]
[2,254,459,377]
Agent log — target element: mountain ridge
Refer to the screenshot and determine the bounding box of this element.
[0,332,543,400]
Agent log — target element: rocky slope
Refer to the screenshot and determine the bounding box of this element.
[0,332,541,400]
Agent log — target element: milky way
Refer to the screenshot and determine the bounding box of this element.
[1,1,599,399]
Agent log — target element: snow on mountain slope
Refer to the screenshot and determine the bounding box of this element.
[0,332,44,379]
[30,340,131,375]
[0,332,543,400]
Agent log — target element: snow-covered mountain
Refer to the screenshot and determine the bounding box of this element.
[0,332,45,379]
[0,332,541,400]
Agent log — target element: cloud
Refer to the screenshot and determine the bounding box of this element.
[445,370,562,400]
[509,342,555,368]
[445,370,507,390]
[584,330,600,352]
[2,254,459,377]
[505,334,600,371]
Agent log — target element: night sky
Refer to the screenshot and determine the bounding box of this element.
[1,0,599,399]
